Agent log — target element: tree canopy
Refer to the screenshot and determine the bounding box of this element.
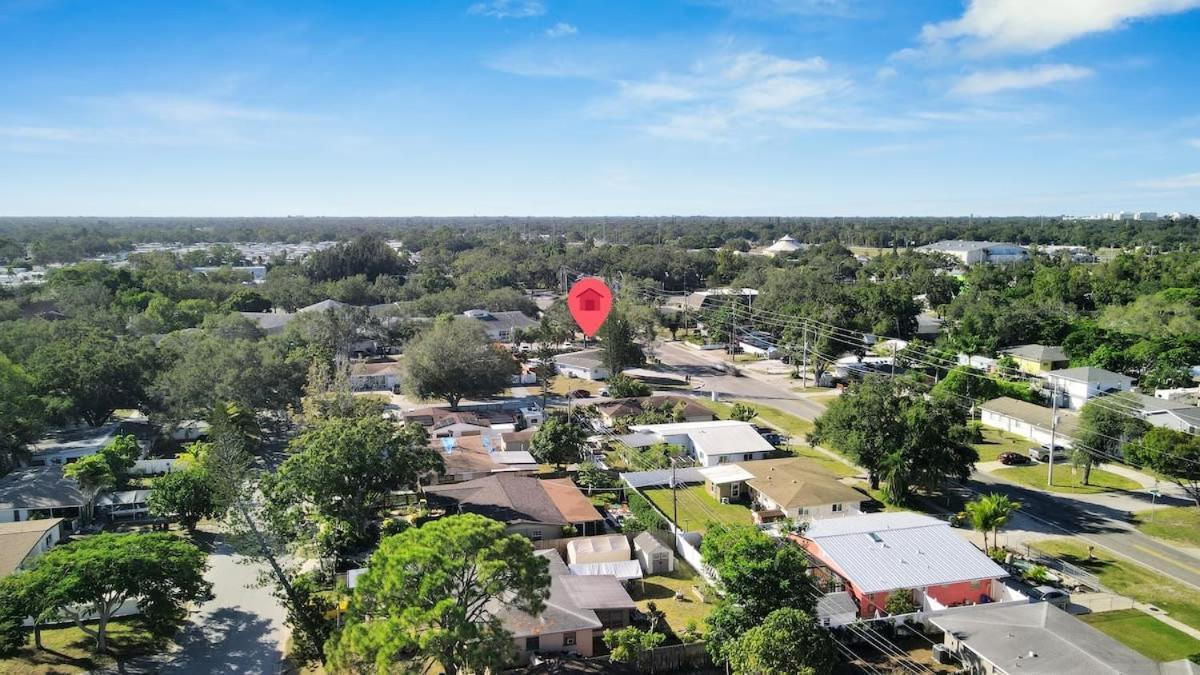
[402,317,518,409]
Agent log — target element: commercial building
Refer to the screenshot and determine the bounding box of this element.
[916,240,1029,266]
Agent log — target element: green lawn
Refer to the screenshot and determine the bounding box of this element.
[1136,507,1200,549]
[1031,538,1200,632]
[973,427,1033,462]
[1079,609,1200,662]
[993,464,1142,494]
[746,402,815,440]
[0,618,165,675]
[642,485,752,533]
[692,397,735,419]
[789,446,861,478]
[547,376,604,396]
[629,560,715,638]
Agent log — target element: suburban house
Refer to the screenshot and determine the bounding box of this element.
[349,360,402,391]
[423,474,605,538]
[915,240,1029,266]
[1000,344,1070,374]
[980,397,1078,449]
[664,287,759,312]
[1044,366,1134,410]
[627,420,775,467]
[426,435,538,484]
[700,458,865,523]
[0,466,88,524]
[461,309,539,343]
[596,396,715,427]
[501,428,535,453]
[27,423,119,467]
[930,602,1200,675]
[0,517,64,577]
[495,549,635,666]
[1126,392,1200,434]
[794,512,1014,618]
[403,408,519,438]
[554,349,610,381]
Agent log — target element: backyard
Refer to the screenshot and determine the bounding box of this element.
[973,427,1032,462]
[642,484,752,533]
[1079,609,1200,662]
[0,618,164,675]
[993,464,1142,494]
[1031,538,1200,632]
[1136,506,1200,548]
[628,561,715,639]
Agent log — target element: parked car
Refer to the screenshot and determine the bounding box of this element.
[998,452,1032,466]
[1028,444,1068,463]
[598,388,610,397]
[570,389,592,399]
[1030,585,1071,609]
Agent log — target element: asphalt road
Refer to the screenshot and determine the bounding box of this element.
[652,339,1200,590]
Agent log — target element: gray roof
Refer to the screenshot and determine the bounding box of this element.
[0,466,85,511]
[554,349,605,369]
[494,549,622,639]
[1002,344,1068,363]
[1046,366,1134,386]
[298,299,351,313]
[981,397,1080,437]
[917,240,1023,253]
[238,311,295,332]
[462,310,538,335]
[803,513,1007,594]
[816,591,858,621]
[633,531,670,554]
[425,474,569,526]
[30,424,117,458]
[931,602,1199,675]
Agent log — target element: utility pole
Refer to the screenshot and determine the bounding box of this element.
[1047,381,1059,486]
[800,323,810,389]
[670,457,679,555]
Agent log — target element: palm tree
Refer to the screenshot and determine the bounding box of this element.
[64,454,116,524]
[965,493,1021,553]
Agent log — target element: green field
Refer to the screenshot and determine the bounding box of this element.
[994,464,1142,494]
[1136,507,1200,548]
[1079,609,1200,662]
[0,618,163,675]
[1031,538,1200,632]
[629,559,715,638]
[790,446,860,478]
[973,427,1033,462]
[642,485,752,533]
[748,402,815,440]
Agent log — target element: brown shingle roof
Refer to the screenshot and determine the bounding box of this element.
[0,518,62,577]
[424,474,600,525]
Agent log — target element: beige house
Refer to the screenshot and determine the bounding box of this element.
[0,517,64,577]
[699,458,865,522]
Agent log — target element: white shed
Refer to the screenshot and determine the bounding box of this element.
[566,534,631,566]
[633,531,674,575]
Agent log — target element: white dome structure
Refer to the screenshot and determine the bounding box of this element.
[765,235,803,256]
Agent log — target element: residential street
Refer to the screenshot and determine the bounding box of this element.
[652,338,1200,590]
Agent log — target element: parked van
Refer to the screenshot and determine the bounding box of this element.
[1028,444,1068,463]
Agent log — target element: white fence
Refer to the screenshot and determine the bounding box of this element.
[131,458,183,475]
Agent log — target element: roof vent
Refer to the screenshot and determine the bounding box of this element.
[868,532,883,543]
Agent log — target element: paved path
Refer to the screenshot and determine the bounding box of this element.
[156,536,290,674]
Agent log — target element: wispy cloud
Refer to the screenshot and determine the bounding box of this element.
[1139,172,1200,189]
[467,0,545,19]
[919,0,1200,55]
[952,64,1093,95]
[545,21,577,38]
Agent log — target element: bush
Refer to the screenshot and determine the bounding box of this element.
[608,374,651,398]
[1023,564,1052,585]
[966,421,985,443]
[884,591,917,616]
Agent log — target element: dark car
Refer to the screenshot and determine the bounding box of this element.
[998,451,1032,466]
[570,389,592,399]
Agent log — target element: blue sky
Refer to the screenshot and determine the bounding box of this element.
[1,0,1199,216]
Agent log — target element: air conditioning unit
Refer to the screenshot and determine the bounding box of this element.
[932,644,953,665]
[721,497,730,504]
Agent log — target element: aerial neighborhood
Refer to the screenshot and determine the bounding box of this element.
[3,218,1200,675]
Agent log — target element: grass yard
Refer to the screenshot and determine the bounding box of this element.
[973,426,1033,462]
[547,376,603,396]
[629,561,715,638]
[692,397,735,419]
[0,618,165,675]
[993,464,1142,494]
[806,391,842,407]
[1079,609,1200,662]
[789,446,861,478]
[1031,538,1200,632]
[745,402,815,440]
[642,485,752,533]
[1135,507,1200,549]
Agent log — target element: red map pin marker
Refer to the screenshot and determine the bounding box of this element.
[567,277,613,338]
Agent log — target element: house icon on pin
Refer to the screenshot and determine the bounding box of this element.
[577,288,603,312]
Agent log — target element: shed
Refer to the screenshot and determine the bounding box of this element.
[633,531,674,575]
[566,534,631,566]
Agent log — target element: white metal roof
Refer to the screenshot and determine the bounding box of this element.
[805,513,1007,594]
[697,464,755,484]
[629,420,773,457]
[567,534,630,557]
[569,560,644,581]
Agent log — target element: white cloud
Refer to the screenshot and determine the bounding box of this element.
[952,64,1093,95]
[875,66,898,81]
[1140,172,1200,189]
[617,81,699,103]
[467,0,545,19]
[545,21,577,38]
[920,0,1200,54]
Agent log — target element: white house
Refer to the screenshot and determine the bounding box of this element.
[980,397,1078,449]
[461,309,539,343]
[28,424,118,467]
[554,349,610,381]
[1126,393,1200,434]
[916,240,1028,266]
[1044,366,1134,410]
[0,466,87,524]
[627,420,774,467]
[349,361,403,391]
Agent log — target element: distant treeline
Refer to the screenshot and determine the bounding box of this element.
[1,215,1197,264]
